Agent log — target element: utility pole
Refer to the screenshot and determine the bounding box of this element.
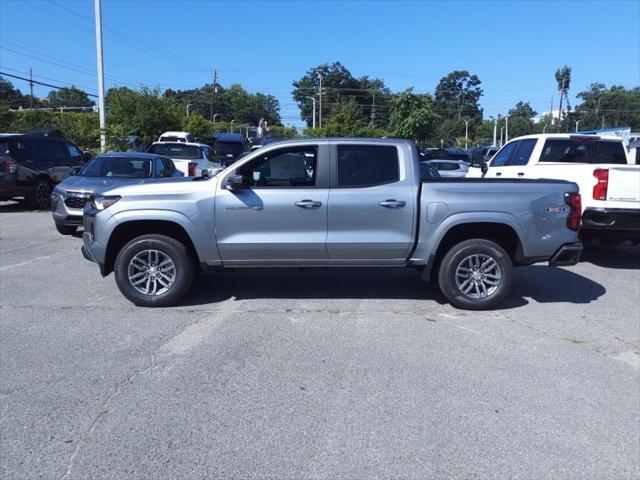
[557,77,565,132]
[29,68,34,109]
[210,69,217,121]
[306,97,316,129]
[499,127,504,146]
[94,0,106,151]
[318,74,323,128]
[370,92,376,127]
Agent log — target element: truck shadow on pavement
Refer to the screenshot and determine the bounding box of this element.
[181,265,605,310]
[579,243,640,270]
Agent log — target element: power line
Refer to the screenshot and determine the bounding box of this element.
[0,71,98,97]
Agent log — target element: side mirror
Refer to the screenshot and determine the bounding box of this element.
[471,158,489,174]
[72,166,83,175]
[225,174,245,190]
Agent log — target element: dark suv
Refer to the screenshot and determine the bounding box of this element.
[211,133,247,165]
[0,134,86,209]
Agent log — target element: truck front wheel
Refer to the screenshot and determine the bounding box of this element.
[438,239,513,310]
[114,234,194,307]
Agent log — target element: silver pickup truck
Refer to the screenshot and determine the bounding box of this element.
[81,138,583,310]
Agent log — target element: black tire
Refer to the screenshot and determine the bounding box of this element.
[438,239,513,310]
[114,234,194,307]
[55,224,77,235]
[28,177,52,209]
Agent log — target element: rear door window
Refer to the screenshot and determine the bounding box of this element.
[337,145,399,187]
[490,141,519,167]
[540,139,595,163]
[508,139,537,166]
[39,140,69,164]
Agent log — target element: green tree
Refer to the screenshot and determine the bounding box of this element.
[0,76,29,108]
[575,84,640,130]
[47,86,95,108]
[106,86,184,145]
[507,101,537,137]
[182,113,213,140]
[388,88,439,145]
[292,62,390,128]
[434,70,483,120]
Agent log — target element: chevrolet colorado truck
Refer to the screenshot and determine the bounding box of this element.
[81,138,583,310]
[467,134,640,246]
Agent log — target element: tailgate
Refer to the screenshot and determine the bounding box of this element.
[607,168,640,202]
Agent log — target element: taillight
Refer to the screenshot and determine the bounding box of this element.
[188,162,197,176]
[5,159,17,174]
[565,192,582,231]
[593,169,608,201]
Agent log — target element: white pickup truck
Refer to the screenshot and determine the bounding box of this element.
[467,134,640,246]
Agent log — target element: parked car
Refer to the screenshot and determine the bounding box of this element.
[212,133,247,165]
[467,134,640,246]
[470,145,499,164]
[425,159,470,178]
[0,134,87,209]
[158,131,194,143]
[147,142,223,177]
[51,152,183,235]
[419,161,441,180]
[82,138,582,310]
[423,147,471,162]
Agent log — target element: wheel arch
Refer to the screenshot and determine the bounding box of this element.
[104,220,200,276]
[424,221,524,281]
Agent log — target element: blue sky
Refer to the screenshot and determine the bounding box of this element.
[1,0,638,128]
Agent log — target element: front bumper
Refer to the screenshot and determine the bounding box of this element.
[51,190,90,226]
[582,208,640,232]
[549,242,583,266]
[82,208,110,276]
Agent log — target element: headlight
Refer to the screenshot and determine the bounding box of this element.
[52,187,66,197]
[90,195,121,210]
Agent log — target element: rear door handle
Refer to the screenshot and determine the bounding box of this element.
[495,172,502,177]
[379,199,406,209]
[517,172,525,177]
[295,199,322,209]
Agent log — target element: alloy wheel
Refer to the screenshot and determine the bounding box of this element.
[455,253,502,299]
[127,249,176,296]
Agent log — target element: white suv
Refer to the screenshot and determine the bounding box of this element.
[158,131,194,143]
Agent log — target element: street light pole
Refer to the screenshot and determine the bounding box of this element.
[575,120,581,133]
[213,113,220,123]
[306,96,316,129]
[318,74,323,128]
[230,119,236,132]
[464,119,469,150]
[492,117,497,146]
[94,0,106,151]
[186,103,193,117]
[505,115,509,143]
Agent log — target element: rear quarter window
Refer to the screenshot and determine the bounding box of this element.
[595,141,627,164]
[539,139,627,164]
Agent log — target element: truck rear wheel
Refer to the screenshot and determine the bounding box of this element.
[114,234,194,307]
[438,239,513,310]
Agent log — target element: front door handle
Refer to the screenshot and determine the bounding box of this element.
[379,199,406,209]
[517,172,525,177]
[496,172,502,177]
[295,199,322,209]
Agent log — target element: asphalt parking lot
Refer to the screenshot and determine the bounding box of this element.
[1,201,639,480]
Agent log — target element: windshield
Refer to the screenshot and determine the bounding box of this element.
[148,144,200,159]
[80,156,153,178]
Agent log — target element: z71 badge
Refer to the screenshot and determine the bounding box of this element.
[545,206,568,214]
